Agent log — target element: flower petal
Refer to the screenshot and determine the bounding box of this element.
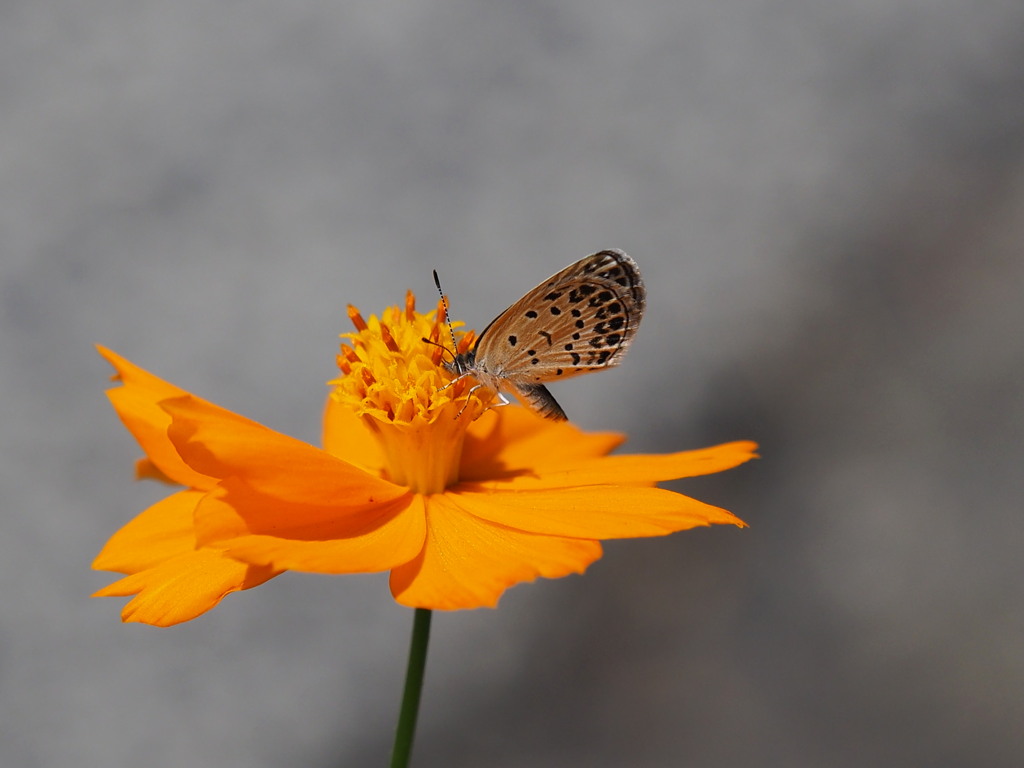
[389,493,603,610]
[161,395,407,504]
[92,489,278,626]
[465,440,759,490]
[93,551,277,627]
[93,490,205,573]
[322,394,385,474]
[449,485,747,539]
[195,482,426,574]
[134,458,178,485]
[459,407,625,482]
[97,346,216,490]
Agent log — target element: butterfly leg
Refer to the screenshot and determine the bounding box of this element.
[437,372,469,393]
[476,389,511,415]
[451,383,510,419]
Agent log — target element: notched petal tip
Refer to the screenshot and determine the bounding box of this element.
[96,348,219,490]
[92,551,279,627]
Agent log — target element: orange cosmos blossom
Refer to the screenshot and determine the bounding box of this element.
[93,291,757,626]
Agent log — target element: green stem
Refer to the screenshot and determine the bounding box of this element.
[390,608,432,768]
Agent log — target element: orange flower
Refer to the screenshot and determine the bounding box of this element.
[94,291,756,626]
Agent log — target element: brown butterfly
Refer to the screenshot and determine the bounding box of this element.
[436,249,645,421]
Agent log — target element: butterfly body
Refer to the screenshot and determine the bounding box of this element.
[445,249,645,421]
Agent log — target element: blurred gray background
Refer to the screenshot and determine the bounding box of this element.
[3,1,1023,766]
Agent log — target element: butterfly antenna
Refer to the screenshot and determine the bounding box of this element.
[432,269,460,355]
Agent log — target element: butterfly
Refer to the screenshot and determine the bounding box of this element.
[436,249,645,421]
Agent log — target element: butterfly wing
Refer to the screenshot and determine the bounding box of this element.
[511,383,569,421]
[472,249,646,386]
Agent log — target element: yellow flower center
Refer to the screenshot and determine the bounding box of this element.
[329,291,493,494]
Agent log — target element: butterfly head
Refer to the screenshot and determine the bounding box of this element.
[445,347,475,377]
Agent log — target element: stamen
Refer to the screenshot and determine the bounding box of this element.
[347,305,368,332]
[380,323,401,353]
[429,341,444,365]
[404,290,416,321]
